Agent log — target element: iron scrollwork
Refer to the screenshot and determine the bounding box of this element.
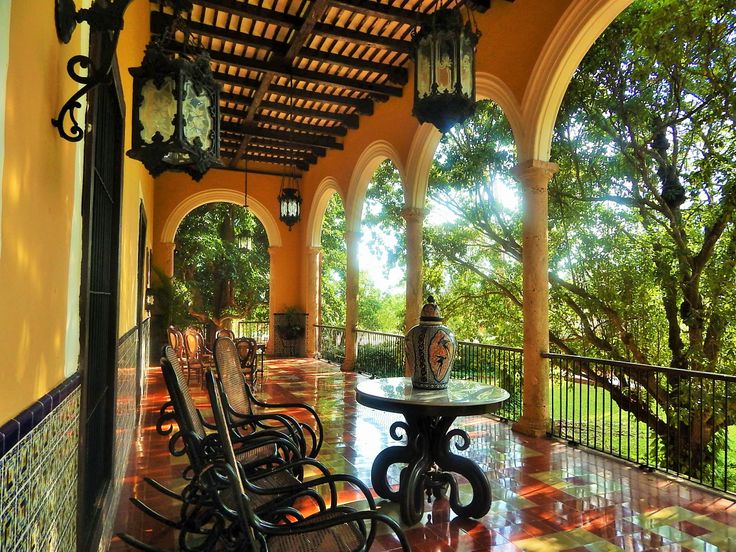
[370,413,492,525]
[52,0,134,142]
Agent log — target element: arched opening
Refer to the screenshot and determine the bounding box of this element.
[316,192,348,364]
[166,202,270,344]
[357,159,405,333]
[541,0,736,479]
[424,99,520,343]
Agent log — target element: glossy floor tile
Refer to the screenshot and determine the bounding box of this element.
[110,359,736,551]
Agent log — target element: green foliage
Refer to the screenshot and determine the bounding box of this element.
[172,202,269,325]
[355,343,404,378]
[358,276,404,332]
[422,0,736,478]
[320,193,347,326]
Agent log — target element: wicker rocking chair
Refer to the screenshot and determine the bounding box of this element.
[207,369,411,552]
[214,336,324,458]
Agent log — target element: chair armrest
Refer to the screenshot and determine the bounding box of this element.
[245,460,374,510]
[245,386,324,456]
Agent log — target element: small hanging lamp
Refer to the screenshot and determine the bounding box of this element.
[412,7,480,133]
[278,168,302,231]
[278,77,302,230]
[126,2,221,181]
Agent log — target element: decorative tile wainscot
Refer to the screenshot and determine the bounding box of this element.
[0,374,81,552]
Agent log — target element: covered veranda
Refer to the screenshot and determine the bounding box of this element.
[1,0,735,551]
[110,359,736,551]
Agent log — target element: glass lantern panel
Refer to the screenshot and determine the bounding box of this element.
[436,38,455,94]
[182,80,213,151]
[139,77,177,144]
[416,39,432,99]
[460,34,474,97]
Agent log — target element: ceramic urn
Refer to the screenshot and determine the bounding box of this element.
[406,296,457,390]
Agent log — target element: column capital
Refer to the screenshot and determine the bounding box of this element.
[307,246,322,256]
[512,160,559,191]
[401,206,429,224]
[268,245,282,256]
[162,241,176,251]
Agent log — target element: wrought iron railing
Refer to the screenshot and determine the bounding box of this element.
[355,329,406,378]
[352,330,524,421]
[546,353,736,495]
[315,324,346,364]
[236,320,270,344]
[455,342,523,421]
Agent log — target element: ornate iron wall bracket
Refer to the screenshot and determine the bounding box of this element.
[52,0,133,142]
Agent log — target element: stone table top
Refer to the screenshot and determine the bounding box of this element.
[356,377,509,416]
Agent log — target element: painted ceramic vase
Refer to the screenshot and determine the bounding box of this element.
[406,296,457,390]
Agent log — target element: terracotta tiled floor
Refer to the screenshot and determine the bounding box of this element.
[110,359,736,551]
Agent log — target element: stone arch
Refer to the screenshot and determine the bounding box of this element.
[160,188,282,247]
[345,140,405,232]
[305,177,344,248]
[521,0,633,161]
[404,71,525,209]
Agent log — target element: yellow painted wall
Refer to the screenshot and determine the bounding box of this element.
[0,1,88,422]
[117,1,156,336]
[0,0,154,422]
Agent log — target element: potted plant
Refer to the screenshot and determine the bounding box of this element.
[275,306,306,340]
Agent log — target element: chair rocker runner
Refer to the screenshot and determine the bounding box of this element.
[214,336,324,458]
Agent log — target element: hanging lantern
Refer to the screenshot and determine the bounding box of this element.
[127,16,221,181]
[412,8,480,133]
[278,171,302,230]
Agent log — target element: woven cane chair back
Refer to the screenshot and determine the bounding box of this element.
[162,346,207,440]
[205,371,260,549]
[214,337,254,416]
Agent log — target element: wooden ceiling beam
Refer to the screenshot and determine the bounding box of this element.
[313,22,412,53]
[152,11,285,54]
[298,47,407,85]
[216,71,373,113]
[220,90,360,128]
[181,42,400,100]
[220,104,348,137]
[328,0,424,26]
[231,0,334,165]
[194,0,301,28]
[222,131,329,157]
[222,120,343,150]
[154,12,407,85]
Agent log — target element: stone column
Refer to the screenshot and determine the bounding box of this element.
[512,160,558,438]
[267,246,280,355]
[401,207,426,376]
[342,231,360,372]
[305,246,321,357]
[161,241,176,278]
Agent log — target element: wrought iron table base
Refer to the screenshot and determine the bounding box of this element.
[370,414,491,526]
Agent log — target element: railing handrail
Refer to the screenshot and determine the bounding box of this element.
[315,324,345,331]
[460,341,523,353]
[355,329,524,353]
[238,319,270,323]
[544,352,736,382]
[356,328,404,338]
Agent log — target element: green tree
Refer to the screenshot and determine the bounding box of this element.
[170,202,269,334]
[426,0,736,477]
[320,193,347,326]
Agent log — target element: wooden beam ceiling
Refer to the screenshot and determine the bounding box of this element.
[149,0,509,171]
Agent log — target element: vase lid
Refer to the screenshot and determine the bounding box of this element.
[419,296,443,323]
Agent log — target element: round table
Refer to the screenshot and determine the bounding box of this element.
[356,377,509,525]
